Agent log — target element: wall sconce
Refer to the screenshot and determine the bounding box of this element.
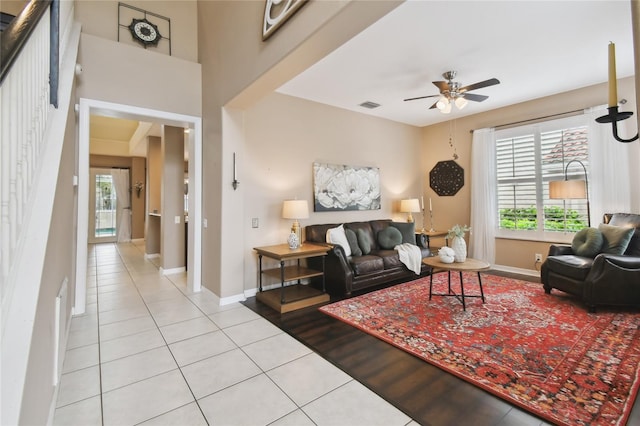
[595,42,638,143]
[548,159,590,227]
[400,198,420,223]
[232,152,240,190]
[282,199,309,248]
[133,181,144,198]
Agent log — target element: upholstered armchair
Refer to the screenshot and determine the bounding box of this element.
[541,213,640,312]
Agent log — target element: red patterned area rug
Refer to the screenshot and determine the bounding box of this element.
[319,274,640,426]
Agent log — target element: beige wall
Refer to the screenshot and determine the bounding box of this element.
[75,0,197,62]
[161,126,186,270]
[421,76,638,271]
[77,33,201,117]
[1,0,27,16]
[146,137,162,255]
[131,157,146,239]
[242,92,423,290]
[198,0,402,298]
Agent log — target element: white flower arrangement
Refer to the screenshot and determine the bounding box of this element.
[447,224,471,240]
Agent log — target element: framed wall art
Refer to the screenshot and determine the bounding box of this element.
[313,162,381,211]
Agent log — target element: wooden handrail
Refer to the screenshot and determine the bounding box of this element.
[0,0,52,85]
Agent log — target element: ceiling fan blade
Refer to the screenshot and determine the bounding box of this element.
[459,78,500,93]
[404,94,440,102]
[429,100,439,109]
[462,93,489,102]
[432,81,450,91]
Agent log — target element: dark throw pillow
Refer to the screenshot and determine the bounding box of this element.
[377,226,403,249]
[356,228,373,255]
[390,221,415,245]
[571,227,603,258]
[598,223,635,255]
[345,228,362,257]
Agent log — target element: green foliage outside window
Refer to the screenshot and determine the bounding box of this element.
[499,206,586,232]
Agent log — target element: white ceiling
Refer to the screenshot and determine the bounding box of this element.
[277,0,636,127]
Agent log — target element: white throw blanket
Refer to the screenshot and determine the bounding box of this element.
[394,243,422,275]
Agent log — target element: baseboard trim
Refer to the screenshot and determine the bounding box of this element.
[220,293,247,305]
[160,266,186,275]
[131,238,145,244]
[145,253,160,259]
[492,264,540,278]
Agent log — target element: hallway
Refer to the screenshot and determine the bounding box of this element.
[53,242,415,425]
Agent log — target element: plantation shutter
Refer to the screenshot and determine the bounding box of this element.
[496,134,537,230]
[495,119,589,235]
[541,126,589,232]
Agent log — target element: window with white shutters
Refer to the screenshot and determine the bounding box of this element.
[495,115,590,239]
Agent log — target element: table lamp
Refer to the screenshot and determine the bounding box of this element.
[400,198,420,223]
[282,199,309,248]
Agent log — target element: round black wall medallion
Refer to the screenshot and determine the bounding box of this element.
[429,160,464,196]
[128,18,161,47]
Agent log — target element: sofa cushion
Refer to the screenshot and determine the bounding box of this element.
[598,223,635,255]
[571,227,603,258]
[344,228,362,257]
[377,226,403,249]
[608,213,640,256]
[350,255,384,276]
[390,221,415,245]
[326,224,351,257]
[545,255,594,281]
[356,228,374,255]
[372,249,404,269]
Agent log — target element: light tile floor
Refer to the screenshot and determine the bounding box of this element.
[53,242,417,426]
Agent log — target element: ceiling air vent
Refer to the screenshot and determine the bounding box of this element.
[359,101,380,109]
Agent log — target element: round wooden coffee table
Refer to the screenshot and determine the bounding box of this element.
[422,257,490,310]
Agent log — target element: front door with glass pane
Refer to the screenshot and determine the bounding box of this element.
[89,168,118,243]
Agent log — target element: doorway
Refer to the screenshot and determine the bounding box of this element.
[75,98,203,315]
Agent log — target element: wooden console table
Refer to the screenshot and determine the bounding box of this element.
[254,243,330,313]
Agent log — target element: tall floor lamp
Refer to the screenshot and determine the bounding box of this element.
[548,159,590,227]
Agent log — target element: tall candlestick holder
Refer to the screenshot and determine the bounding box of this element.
[429,209,434,232]
[421,208,426,233]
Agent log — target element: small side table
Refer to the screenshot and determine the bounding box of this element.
[254,243,330,313]
[417,230,448,250]
[422,257,490,310]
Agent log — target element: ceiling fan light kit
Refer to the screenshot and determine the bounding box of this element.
[404,70,500,114]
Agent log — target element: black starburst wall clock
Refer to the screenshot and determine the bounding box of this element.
[128,17,161,47]
[429,160,465,196]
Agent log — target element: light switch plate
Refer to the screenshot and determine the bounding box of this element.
[252,218,259,228]
[203,219,208,228]
[175,216,181,224]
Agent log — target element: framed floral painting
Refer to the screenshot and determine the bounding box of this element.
[313,162,381,211]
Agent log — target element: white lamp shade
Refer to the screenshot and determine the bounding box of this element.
[436,96,449,110]
[549,180,587,199]
[455,96,468,110]
[282,199,309,219]
[400,198,421,213]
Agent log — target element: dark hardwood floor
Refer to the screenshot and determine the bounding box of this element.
[243,270,640,426]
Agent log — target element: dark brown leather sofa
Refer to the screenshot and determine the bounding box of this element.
[541,213,640,312]
[305,220,431,296]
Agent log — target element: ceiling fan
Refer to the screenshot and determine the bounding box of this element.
[404,71,500,113]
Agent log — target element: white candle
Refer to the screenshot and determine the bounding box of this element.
[429,198,433,212]
[421,196,424,210]
[608,42,618,107]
